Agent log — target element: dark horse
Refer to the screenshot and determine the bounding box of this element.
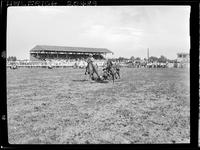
[48,66,53,69]
[85,62,100,80]
[10,64,18,69]
[102,61,120,83]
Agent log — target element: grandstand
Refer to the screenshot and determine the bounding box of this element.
[30,45,113,61]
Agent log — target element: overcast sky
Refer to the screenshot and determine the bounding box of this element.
[7,6,190,60]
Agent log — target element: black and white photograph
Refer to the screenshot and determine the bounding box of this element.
[6,6,190,144]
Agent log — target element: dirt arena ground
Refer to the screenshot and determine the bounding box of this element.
[7,67,190,144]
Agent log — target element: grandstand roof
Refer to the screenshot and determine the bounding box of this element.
[30,45,113,54]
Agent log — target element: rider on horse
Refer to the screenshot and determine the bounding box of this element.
[102,59,120,82]
[86,54,101,80]
[87,54,95,64]
[103,59,113,74]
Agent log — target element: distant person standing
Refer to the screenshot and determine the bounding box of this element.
[46,59,53,69]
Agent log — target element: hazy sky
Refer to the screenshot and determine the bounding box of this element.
[7,6,190,60]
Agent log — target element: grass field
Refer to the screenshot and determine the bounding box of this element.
[7,67,190,144]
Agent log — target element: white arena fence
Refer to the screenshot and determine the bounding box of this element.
[6,60,107,68]
[7,60,189,69]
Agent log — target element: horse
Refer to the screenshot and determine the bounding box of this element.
[103,61,120,83]
[112,63,120,79]
[48,65,53,69]
[85,61,100,81]
[10,64,18,69]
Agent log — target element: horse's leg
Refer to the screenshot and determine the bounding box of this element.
[87,63,94,81]
[114,70,118,79]
[89,73,92,80]
[85,64,89,75]
[91,73,94,80]
[89,70,95,80]
[88,72,92,81]
[108,68,115,83]
[117,70,120,79]
[93,64,100,79]
[107,71,112,80]
[112,73,115,83]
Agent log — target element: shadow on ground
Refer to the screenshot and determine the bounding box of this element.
[72,79,109,83]
[72,79,88,82]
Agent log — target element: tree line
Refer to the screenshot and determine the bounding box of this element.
[110,55,176,63]
[7,56,17,61]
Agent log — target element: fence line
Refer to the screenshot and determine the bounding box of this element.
[6,60,107,68]
[7,60,189,69]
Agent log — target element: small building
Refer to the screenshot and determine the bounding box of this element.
[176,52,190,68]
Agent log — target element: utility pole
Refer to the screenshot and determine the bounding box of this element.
[147,48,149,62]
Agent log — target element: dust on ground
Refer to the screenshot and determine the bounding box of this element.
[7,67,190,144]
